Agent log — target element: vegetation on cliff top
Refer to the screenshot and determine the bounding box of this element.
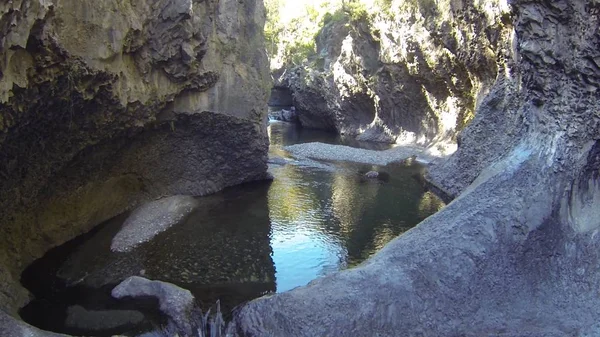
[264,0,449,70]
[264,0,511,143]
[264,0,372,69]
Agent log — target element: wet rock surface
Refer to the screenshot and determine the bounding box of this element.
[234,1,600,336]
[112,276,199,336]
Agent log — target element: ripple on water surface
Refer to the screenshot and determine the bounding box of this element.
[20,121,445,336]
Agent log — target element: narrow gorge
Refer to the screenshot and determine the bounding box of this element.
[0,0,598,336]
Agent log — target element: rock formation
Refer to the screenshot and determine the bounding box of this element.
[276,0,512,147]
[235,0,600,335]
[0,0,270,331]
[112,276,198,336]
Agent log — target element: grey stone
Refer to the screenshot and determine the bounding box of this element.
[267,156,289,166]
[364,171,379,179]
[111,196,199,253]
[234,1,600,336]
[0,310,66,337]
[64,305,145,332]
[285,142,432,166]
[0,0,270,316]
[112,276,198,336]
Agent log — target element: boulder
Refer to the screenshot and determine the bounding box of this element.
[268,108,298,123]
[112,276,198,336]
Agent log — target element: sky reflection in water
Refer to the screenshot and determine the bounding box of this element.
[20,121,445,336]
[266,122,445,292]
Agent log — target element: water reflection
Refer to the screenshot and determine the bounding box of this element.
[21,121,444,336]
[266,121,445,288]
[267,129,445,286]
[21,184,276,335]
[267,121,394,151]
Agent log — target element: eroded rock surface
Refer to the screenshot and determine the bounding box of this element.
[234,1,600,336]
[277,0,512,147]
[0,0,270,330]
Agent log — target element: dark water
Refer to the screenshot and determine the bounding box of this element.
[20,121,444,336]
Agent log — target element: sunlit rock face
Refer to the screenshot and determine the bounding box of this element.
[428,0,600,198]
[0,0,270,319]
[277,0,512,149]
[235,1,600,336]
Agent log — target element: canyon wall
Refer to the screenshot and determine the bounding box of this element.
[0,0,270,321]
[276,0,512,149]
[236,1,600,335]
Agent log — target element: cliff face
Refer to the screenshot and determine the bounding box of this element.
[278,0,512,147]
[0,0,270,318]
[428,0,600,197]
[236,1,600,335]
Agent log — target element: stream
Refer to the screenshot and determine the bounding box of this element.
[19,121,445,336]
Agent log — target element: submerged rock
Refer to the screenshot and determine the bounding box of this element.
[64,305,145,332]
[360,171,390,183]
[54,182,275,320]
[111,196,199,253]
[112,276,198,336]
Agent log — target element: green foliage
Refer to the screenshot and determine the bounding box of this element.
[306,4,320,22]
[263,0,395,69]
[285,39,316,65]
[322,9,347,26]
[342,0,369,22]
[375,0,394,17]
[264,0,284,57]
[403,0,438,17]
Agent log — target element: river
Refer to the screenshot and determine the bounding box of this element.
[20,121,445,336]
